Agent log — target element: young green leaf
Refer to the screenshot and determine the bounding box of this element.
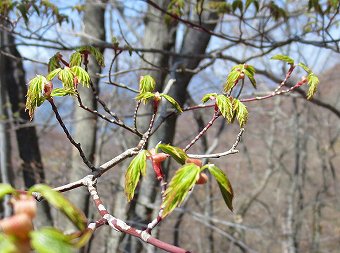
[160,94,183,113]
[298,62,312,73]
[201,93,217,103]
[162,163,200,217]
[270,54,294,65]
[25,75,48,119]
[31,228,73,253]
[46,68,62,81]
[71,66,90,88]
[58,68,74,89]
[224,69,241,92]
[124,150,147,202]
[29,184,87,231]
[48,53,61,72]
[158,144,188,165]
[135,92,155,104]
[0,234,18,253]
[51,88,77,97]
[77,46,104,67]
[69,52,82,67]
[216,94,233,122]
[233,99,248,127]
[139,75,156,93]
[0,184,16,199]
[306,73,319,99]
[244,64,256,88]
[206,164,234,211]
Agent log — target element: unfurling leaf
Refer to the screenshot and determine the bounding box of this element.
[25,75,48,120]
[244,64,256,88]
[58,68,74,89]
[135,92,155,104]
[124,150,147,201]
[201,93,217,103]
[48,53,62,72]
[139,75,156,93]
[77,46,104,67]
[271,54,294,65]
[206,164,234,211]
[29,184,87,230]
[51,88,77,97]
[158,144,188,165]
[298,63,319,99]
[224,68,241,92]
[162,163,200,217]
[0,184,16,199]
[233,99,248,127]
[160,94,183,113]
[216,94,233,122]
[71,66,90,88]
[298,62,312,73]
[69,52,82,67]
[31,228,73,253]
[46,68,62,81]
[306,73,319,99]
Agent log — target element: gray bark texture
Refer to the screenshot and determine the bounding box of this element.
[0,26,52,226]
[66,0,105,233]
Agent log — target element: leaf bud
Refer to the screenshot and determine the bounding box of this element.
[196,173,208,185]
[185,158,202,167]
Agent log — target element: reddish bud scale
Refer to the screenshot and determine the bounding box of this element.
[152,160,164,180]
[185,158,202,167]
[12,195,37,219]
[43,82,53,97]
[0,213,33,239]
[196,173,208,185]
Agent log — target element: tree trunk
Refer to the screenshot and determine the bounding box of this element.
[0,27,52,226]
[133,2,220,252]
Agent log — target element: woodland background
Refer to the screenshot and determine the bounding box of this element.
[0,0,339,253]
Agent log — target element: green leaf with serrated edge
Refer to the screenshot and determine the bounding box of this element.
[0,234,18,253]
[298,62,312,73]
[51,88,77,97]
[71,66,90,88]
[31,228,73,253]
[46,68,62,81]
[205,164,233,211]
[58,68,74,89]
[69,52,82,67]
[244,70,257,88]
[29,185,87,230]
[48,53,61,72]
[162,163,200,217]
[233,99,248,127]
[124,150,147,201]
[158,144,188,165]
[307,73,319,99]
[224,70,241,92]
[216,94,233,122]
[139,75,156,93]
[135,92,155,104]
[202,93,217,103]
[0,184,16,199]
[160,94,183,113]
[271,54,294,65]
[26,75,47,119]
[77,46,104,67]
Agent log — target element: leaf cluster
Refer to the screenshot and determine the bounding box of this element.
[202,94,248,127]
[0,183,90,253]
[224,64,256,93]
